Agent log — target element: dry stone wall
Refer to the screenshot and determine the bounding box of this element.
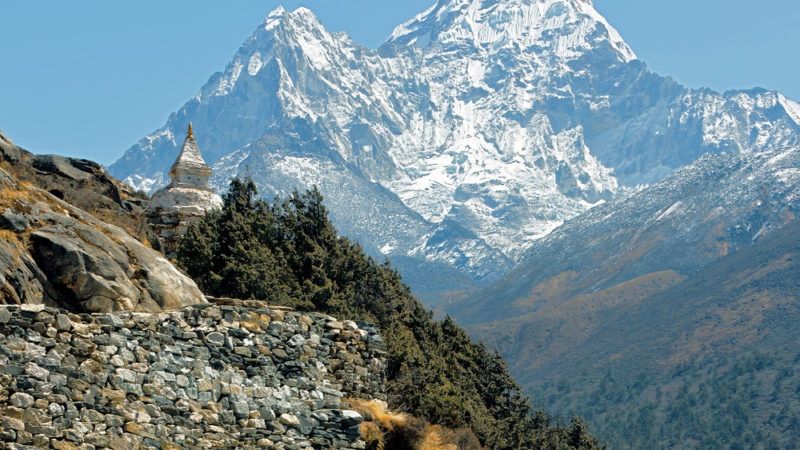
[0,302,387,449]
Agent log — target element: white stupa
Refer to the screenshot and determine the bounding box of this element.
[147,123,222,258]
[148,123,222,215]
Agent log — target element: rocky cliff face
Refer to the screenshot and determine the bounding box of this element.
[0,302,386,448]
[0,139,205,313]
[109,0,800,297]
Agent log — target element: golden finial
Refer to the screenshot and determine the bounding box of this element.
[187,122,194,139]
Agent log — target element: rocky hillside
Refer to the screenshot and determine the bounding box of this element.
[451,146,800,447]
[454,145,800,326]
[109,0,800,299]
[0,130,204,313]
[0,302,387,448]
[522,217,800,448]
[0,130,155,248]
[0,131,600,448]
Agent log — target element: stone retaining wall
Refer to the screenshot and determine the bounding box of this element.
[0,303,387,449]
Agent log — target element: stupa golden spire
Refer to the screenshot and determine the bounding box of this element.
[187,122,194,140]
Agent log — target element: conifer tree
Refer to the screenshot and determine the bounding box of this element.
[177,177,603,449]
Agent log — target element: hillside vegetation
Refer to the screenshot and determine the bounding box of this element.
[442,151,800,447]
[177,178,601,449]
[531,216,800,448]
[537,349,800,449]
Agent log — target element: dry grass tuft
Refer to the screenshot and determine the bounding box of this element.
[419,425,483,450]
[0,229,26,253]
[346,398,485,450]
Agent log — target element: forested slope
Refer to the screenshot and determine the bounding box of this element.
[177,178,602,449]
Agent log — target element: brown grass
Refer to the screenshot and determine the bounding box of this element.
[475,269,687,371]
[576,270,685,310]
[346,398,485,450]
[0,229,26,252]
[514,270,579,308]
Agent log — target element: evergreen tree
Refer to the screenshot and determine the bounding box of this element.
[178,177,602,449]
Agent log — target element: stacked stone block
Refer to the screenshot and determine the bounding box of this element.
[0,303,387,449]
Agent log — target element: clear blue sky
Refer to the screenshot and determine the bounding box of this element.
[1,0,797,165]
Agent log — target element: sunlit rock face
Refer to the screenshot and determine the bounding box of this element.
[147,125,222,258]
[0,163,206,313]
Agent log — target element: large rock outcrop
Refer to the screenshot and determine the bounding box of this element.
[0,129,21,164]
[0,164,205,313]
[0,129,157,250]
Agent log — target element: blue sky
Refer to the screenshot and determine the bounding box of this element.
[1,0,798,165]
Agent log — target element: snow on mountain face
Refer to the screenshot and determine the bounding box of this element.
[388,0,635,62]
[455,143,800,326]
[109,0,800,293]
[380,0,636,256]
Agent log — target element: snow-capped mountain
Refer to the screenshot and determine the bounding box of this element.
[454,143,800,326]
[110,0,800,295]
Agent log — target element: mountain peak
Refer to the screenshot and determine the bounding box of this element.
[291,6,317,18]
[262,5,327,35]
[266,5,286,18]
[387,0,634,62]
[111,0,800,299]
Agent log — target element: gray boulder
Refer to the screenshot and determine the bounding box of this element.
[0,166,206,313]
[0,239,48,306]
[0,210,29,232]
[30,154,97,182]
[0,129,20,163]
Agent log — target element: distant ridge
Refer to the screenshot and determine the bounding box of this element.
[454,147,800,447]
